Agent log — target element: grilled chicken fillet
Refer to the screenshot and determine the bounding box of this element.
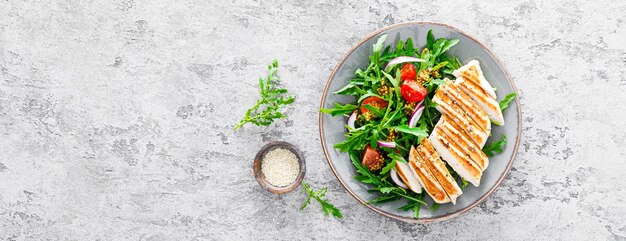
[433,90,489,147]
[452,60,497,99]
[417,138,462,204]
[429,128,482,187]
[408,146,450,204]
[395,161,423,194]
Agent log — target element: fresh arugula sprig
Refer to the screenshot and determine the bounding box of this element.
[320,103,358,116]
[398,193,425,219]
[483,134,507,157]
[233,60,295,130]
[499,93,517,111]
[300,182,343,219]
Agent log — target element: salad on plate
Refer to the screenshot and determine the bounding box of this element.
[321,30,516,218]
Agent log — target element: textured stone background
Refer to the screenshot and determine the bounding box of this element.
[1,0,625,240]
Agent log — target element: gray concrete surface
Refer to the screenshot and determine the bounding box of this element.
[1,0,625,240]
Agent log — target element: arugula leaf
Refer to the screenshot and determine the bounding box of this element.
[357,91,383,103]
[379,151,409,177]
[419,48,431,71]
[373,34,387,54]
[431,61,449,71]
[405,38,415,55]
[320,103,358,116]
[388,151,407,164]
[428,78,447,86]
[460,178,469,189]
[398,193,425,219]
[499,93,517,111]
[355,68,366,78]
[334,82,365,96]
[380,156,396,175]
[447,165,470,189]
[483,134,507,157]
[300,182,343,219]
[379,186,398,194]
[426,30,435,50]
[395,40,404,55]
[381,70,398,90]
[441,55,462,76]
[431,38,446,59]
[440,39,459,55]
[234,60,295,130]
[334,126,372,152]
[363,104,385,117]
[394,125,428,141]
[368,195,400,204]
[430,202,441,211]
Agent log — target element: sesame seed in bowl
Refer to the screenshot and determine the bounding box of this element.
[253,141,305,194]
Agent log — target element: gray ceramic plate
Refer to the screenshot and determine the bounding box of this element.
[319,22,521,223]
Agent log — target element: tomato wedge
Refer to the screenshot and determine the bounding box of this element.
[400,80,428,103]
[362,144,384,171]
[360,96,388,114]
[400,63,417,81]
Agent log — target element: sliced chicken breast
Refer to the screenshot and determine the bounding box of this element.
[441,83,491,133]
[429,129,482,187]
[457,77,505,126]
[433,91,488,146]
[417,138,462,204]
[408,146,450,204]
[452,60,497,99]
[441,114,474,146]
[395,161,422,194]
[438,118,489,170]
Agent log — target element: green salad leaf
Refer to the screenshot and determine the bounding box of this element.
[300,182,343,219]
[234,60,295,130]
[320,103,358,116]
[394,125,428,142]
[499,93,517,111]
[483,134,507,157]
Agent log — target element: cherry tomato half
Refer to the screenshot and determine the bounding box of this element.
[362,144,383,171]
[360,96,388,114]
[401,80,428,103]
[400,63,417,81]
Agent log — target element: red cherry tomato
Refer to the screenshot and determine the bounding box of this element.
[362,144,383,171]
[400,63,417,81]
[401,80,428,102]
[360,96,388,114]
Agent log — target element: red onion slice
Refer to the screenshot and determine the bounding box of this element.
[416,99,424,110]
[390,168,409,189]
[384,56,426,71]
[377,140,396,148]
[347,112,356,130]
[408,106,425,128]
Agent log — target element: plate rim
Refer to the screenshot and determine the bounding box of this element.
[318,21,522,223]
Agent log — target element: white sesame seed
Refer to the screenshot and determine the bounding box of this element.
[261,148,299,187]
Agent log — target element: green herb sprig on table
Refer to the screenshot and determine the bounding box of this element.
[300,182,343,219]
[233,60,295,130]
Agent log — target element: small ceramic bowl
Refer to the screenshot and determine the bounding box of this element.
[253,141,306,194]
